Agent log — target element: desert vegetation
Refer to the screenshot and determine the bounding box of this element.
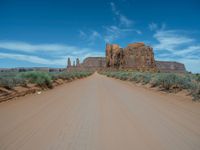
[0,71,93,90]
[100,71,200,101]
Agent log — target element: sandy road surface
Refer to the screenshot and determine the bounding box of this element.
[0,73,200,150]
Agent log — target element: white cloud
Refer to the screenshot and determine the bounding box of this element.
[0,41,96,56]
[119,15,133,27]
[135,30,142,35]
[153,30,194,51]
[0,52,66,65]
[174,45,200,56]
[103,25,139,42]
[0,41,105,66]
[79,30,102,45]
[153,28,200,73]
[88,31,102,45]
[78,2,140,44]
[149,22,158,31]
[110,2,133,27]
[79,30,87,38]
[103,26,123,42]
[0,50,104,67]
[0,41,71,52]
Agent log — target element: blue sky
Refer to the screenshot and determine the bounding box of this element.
[0,0,200,72]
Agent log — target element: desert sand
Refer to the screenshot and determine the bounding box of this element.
[0,72,200,150]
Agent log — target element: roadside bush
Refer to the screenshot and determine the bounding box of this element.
[0,77,27,89]
[0,71,93,90]
[194,74,200,82]
[0,78,15,89]
[130,72,152,84]
[115,72,130,80]
[20,71,52,88]
[101,71,200,100]
[151,73,191,91]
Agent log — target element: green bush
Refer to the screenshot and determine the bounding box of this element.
[151,73,190,90]
[0,76,27,89]
[0,71,93,90]
[0,78,15,89]
[130,72,152,84]
[20,71,52,88]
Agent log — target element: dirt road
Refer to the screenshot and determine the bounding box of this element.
[0,73,200,150]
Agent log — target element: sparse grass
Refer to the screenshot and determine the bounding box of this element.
[0,70,93,90]
[100,71,200,101]
[0,72,27,89]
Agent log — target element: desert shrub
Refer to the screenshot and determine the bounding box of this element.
[150,73,191,91]
[0,78,15,89]
[20,71,52,88]
[0,76,27,89]
[192,84,200,101]
[115,72,129,80]
[102,71,200,100]
[194,74,200,82]
[0,71,93,90]
[130,72,152,84]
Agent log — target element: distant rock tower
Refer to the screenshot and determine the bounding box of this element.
[76,58,80,67]
[73,61,76,67]
[67,58,71,68]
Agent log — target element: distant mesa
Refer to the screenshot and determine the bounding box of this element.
[67,42,186,73]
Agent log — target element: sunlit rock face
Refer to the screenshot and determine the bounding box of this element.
[82,57,106,69]
[106,42,157,71]
[155,61,186,73]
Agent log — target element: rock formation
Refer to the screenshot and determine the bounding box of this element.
[73,61,75,67]
[67,58,71,67]
[155,61,186,73]
[82,57,105,69]
[66,42,186,73]
[106,44,121,68]
[76,58,80,67]
[106,42,157,71]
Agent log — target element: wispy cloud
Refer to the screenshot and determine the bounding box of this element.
[153,30,195,51]
[0,41,104,66]
[79,30,87,39]
[79,30,102,45]
[78,2,140,44]
[0,41,70,53]
[0,41,96,56]
[0,52,66,65]
[103,26,131,42]
[149,23,166,31]
[110,2,133,27]
[149,22,158,31]
[103,25,142,43]
[152,27,200,73]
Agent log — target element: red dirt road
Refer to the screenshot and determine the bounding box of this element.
[0,73,200,150]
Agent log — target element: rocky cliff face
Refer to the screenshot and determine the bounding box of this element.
[156,61,186,73]
[106,42,157,71]
[106,44,121,68]
[82,57,106,69]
